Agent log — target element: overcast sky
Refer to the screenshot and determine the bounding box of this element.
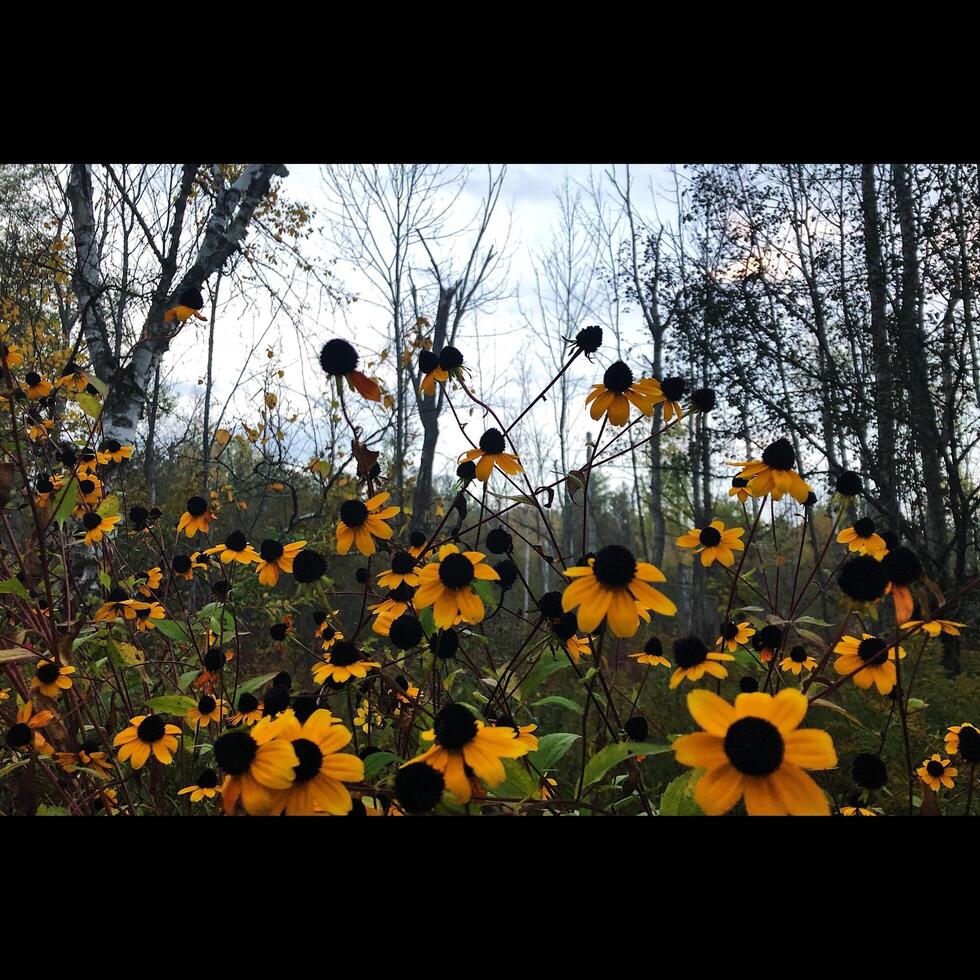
[162,164,683,491]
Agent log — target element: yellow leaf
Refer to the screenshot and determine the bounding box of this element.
[265,393,278,408]
[116,642,145,666]
[215,428,231,446]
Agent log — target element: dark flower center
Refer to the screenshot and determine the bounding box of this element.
[179,286,204,309]
[319,338,358,376]
[107,587,129,603]
[260,539,284,561]
[224,530,247,552]
[624,716,649,742]
[552,612,578,642]
[409,530,426,548]
[857,637,888,665]
[129,505,150,528]
[197,768,219,789]
[79,479,95,495]
[433,703,478,750]
[880,546,921,587]
[956,726,980,763]
[479,428,506,455]
[419,349,440,374]
[853,517,876,538]
[172,555,192,574]
[389,582,415,602]
[838,555,887,602]
[81,738,102,754]
[270,623,289,642]
[389,551,414,575]
[719,620,738,641]
[389,614,424,650]
[485,528,512,554]
[82,512,102,531]
[135,605,152,620]
[37,663,60,684]
[699,526,721,547]
[197,695,217,715]
[732,477,749,489]
[204,648,224,671]
[292,738,324,782]
[926,760,944,778]
[329,641,361,667]
[538,591,564,620]
[292,695,319,724]
[691,387,715,412]
[394,761,445,814]
[6,723,31,748]
[340,499,369,528]
[724,717,785,776]
[293,550,326,583]
[37,476,54,494]
[456,460,476,481]
[739,676,759,693]
[439,552,475,589]
[644,637,663,656]
[835,471,863,496]
[214,729,258,775]
[494,559,518,589]
[26,371,41,386]
[439,346,464,370]
[186,496,208,517]
[575,325,603,354]
[591,545,637,588]
[603,361,633,393]
[789,645,808,663]
[673,635,708,669]
[429,629,459,660]
[761,438,796,471]
[661,376,687,401]
[136,715,166,743]
[852,752,888,789]
[237,693,259,713]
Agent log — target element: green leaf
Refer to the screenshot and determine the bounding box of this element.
[792,616,832,627]
[0,576,30,598]
[36,804,68,816]
[581,741,671,790]
[419,605,434,637]
[530,695,583,715]
[97,494,120,517]
[238,672,279,696]
[0,758,31,780]
[97,570,111,590]
[85,374,108,398]
[145,694,196,716]
[76,392,102,419]
[363,750,398,780]
[493,758,539,801]
[51,479,78,529]
[472,579,497,608]
[529,732,580,771]
[659,769,705,816]
[152,618,193,644]
[520,653,569,698]
[177,669,200,692]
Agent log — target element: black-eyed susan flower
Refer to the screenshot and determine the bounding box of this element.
[630,636,671,668]
[418,348,449,396]
[194,645,233,693]
[163,286,207,323]
[75,475,103,509]
[838,554,888,604]
[840,797,879,816]
[335,492,400,556]
[834,471,863,498]
[393,759,446,814]
[403,702,530,804]
[100,439,134,464]
[55,738,114,779]
[717,619,756,652]
[389,613,424,650]
[945,723,980,763]
[319,338,382,402]
[646,375,687,422]
[369,582,415,635]
[267,709,365,816]
[904,618,967,638]
[780,645,818,676]
[585,361,657,426]
[77,447,108,474]
[94,588,136,623]
[171,552,207,581]
[23,371,52,399]
[137,566,163,597]
[178,768,221,802]
[214,715,299,816]
[880,546,922,624]
[80,511,121,545]
[457,428,525,482]
[833,633,906,695]
[376,550,421,589]
[113,714,181,769]
[55,360,88,391]
[31,659,76,698]
[726,438,812,504]
[312,640,380,685]
[205,530,261,565]
[414,543,499,629]
[669,636,735,689]
[292,548,327,583]
[852,752,888,790]
[837,517,887,558]
[550,611,591,664]
[177,495,214,537]
[6,701,55,752]
[230,692,263,727]
[917,754,957,792]
[255,538,307,586]
[673,687,837,816]
[28,417,53,441]
[407,529,428,559]
[676,520,746,568]
[128,600,166,632]
[514,724,540,752]
[729,476,750,503]
[187,694,228,728]
[34,473,60,509]
[561,545,675,638]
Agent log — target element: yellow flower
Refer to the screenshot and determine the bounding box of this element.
[113,714,182,769]
[584,361,657,426]
[137,567,163,597]
[186,695,228,728]
[177,496,214,537]
[23,371,52,399]
[255,539,307,586]
[214,715,299,816]
[944,723,980,758]
[780,646,819,675]
[669,636,735,689]
[80,512,121,545]
[904,618,966,638]
[31,659,76,698]
[676,520,745,567]
[728,477,750,503]
[413,543,499,629]
[833,633,906,695]
[229,692,264,727]
[457,427,524,482]
[6,700,55,754]
[726,438,811,504]
[311,641,380,685]
[376,550,422,589]
[403,703,530,804]
[336,492,400,556]
[629,637,671,668]
[55,739,114,779]
[204,530,261,564]
[716,620,756,652]
[673,688,837,816]
[100,439,134,464]
[916,754,957,792]
[561,545,675,638]
[837,518,887,558]
[644,375,687,422]
[127,600,166,631]
[178,768,221,802]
